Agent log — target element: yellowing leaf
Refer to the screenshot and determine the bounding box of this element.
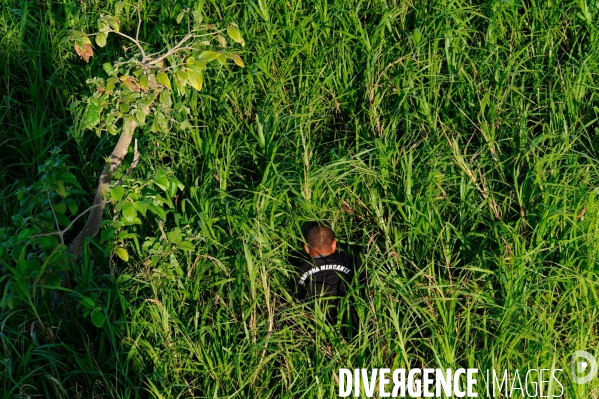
[218,54,226,65]
[176,69,188,84]
[115,247,129,262]
[157,72,171,89]
[108,16,120,32]
[188,69,203,91]
[218,34,227,48]
[176,10,185,24]
[74,42,93,63]
[227,24,245,46]
[95,32,107,47]
[199,50,220,62]
[54,180,68,197]
[98,19,109,32]
[227,53,245,68]
[196,58,206,70]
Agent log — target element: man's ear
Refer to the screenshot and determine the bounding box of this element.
[304,244,310,254]
[331,239,337,252]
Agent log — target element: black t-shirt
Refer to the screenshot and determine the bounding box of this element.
[296,252,362,300]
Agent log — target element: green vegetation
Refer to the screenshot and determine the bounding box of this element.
[2,0,599,397]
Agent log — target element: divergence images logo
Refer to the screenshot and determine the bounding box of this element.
[571,351,598,384]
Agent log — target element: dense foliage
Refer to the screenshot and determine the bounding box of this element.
[2,0,599,397]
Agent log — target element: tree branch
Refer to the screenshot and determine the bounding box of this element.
[32,204,103,240]
[146,33,193,66]
[109,29,147,63]
[116,138,140,186]
[135,2,142,44]
[68,118,137,258]
[145,30,223,67]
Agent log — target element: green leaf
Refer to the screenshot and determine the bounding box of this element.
[48,273,62,287]
[106,124,117,135]
[134,200,148,217]
[7,296,22,310]
[176,10,185,24]
[411,28,422,45]
[157,72,171,89]
[227,25,245,46]
[133,109,146,125]
[218,54,227,65]
[147,203,166,220]
[111,186,125,201]
[154,170,169,191]
[115,247,129,262]
[17,229,32,242]
[168,177,183,198]
[196,58,206,70]
[186,57,195,65]
[91,311,106,328]
[192,10,203,24]
[83,102,102,129]
[199,50,220,62]
[179,240,195,251]
[53,203,67,215]
[37,235,58,250]
[106,77,118,92]
[101,228,114,242]
[167,227,182,244]
[122,204,138,224]
[151,111,169,133]
[96,32,107,47]
[56,213,71,227]
[81,297,95,309]
[103,62,115,76]
[66,200,78,215]
[60,171,81,187]
[140,74,148,90]
[159,90,172,108]
[54,180,68,197]
[176,69,188,86]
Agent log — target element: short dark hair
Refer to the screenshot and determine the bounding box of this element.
[303,222,335,249]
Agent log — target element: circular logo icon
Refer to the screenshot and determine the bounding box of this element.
[571,350,598,384]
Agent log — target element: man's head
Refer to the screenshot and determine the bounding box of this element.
[303,222,336,257]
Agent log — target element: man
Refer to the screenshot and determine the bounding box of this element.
[295,222,366,337]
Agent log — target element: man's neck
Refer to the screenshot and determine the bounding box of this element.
[310,250,335,258]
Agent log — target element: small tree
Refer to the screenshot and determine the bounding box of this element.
[68,5,245,257]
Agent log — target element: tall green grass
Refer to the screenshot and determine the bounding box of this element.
[2,0,599,397]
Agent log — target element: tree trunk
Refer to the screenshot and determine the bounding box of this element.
[68,118,137,258]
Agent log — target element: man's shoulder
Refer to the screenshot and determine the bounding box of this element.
[333,252,359,265]
[312,252,359,269]
[297,259,314,273]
